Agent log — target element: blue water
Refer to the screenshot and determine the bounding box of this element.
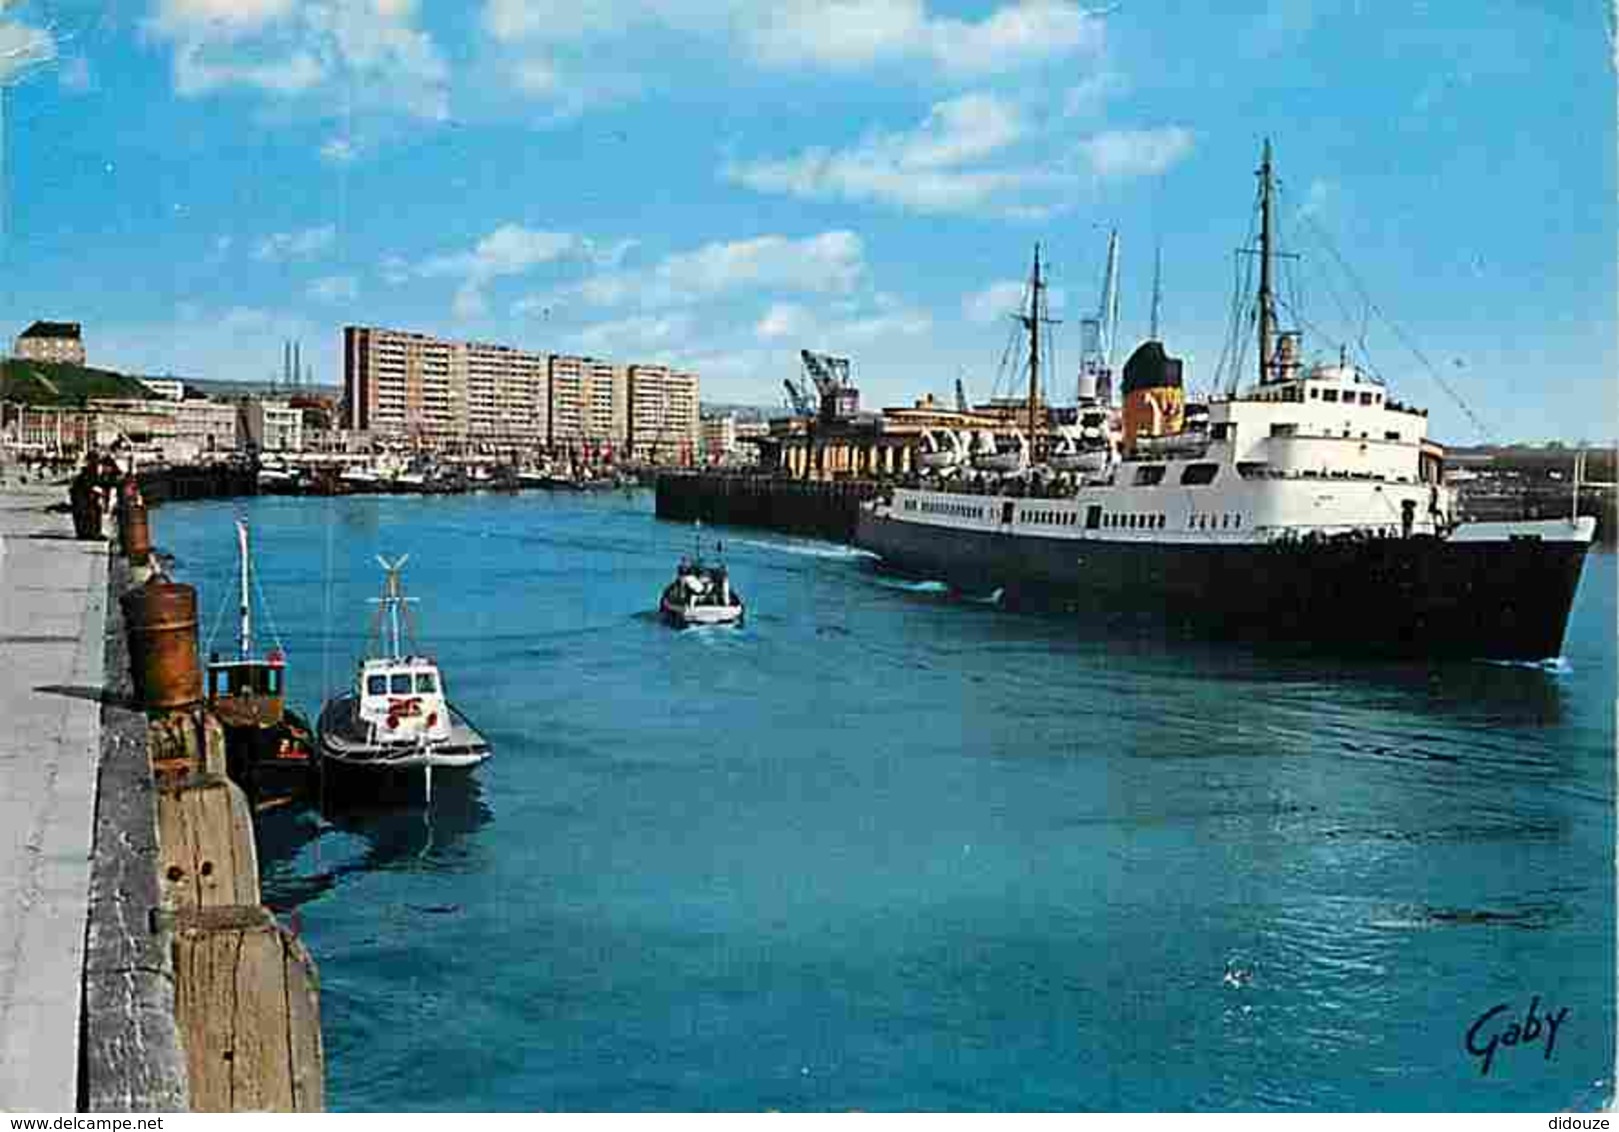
[156,490,1616,1112]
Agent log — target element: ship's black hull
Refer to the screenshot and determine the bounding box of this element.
[856,511,1590,660]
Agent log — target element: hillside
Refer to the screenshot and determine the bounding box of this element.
[1,358,156,406]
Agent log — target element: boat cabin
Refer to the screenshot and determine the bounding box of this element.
[207,650,287,728]
[356,656,452,744]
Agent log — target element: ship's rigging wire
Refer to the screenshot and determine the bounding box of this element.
[1294,208,1497,442]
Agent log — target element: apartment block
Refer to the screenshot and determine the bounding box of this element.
[457,341,548,444]
[627,365,700,462]
[343,326,456,440]
[548,355,628,452]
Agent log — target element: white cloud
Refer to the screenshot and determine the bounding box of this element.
[1075,126,1194,179]
[319,136,358,163]
[963,279,1028,324]
[0,15,56,84]
[483,0,1104,77]
[307,274,358,302]
[529,231,867,315]
[725,93,1064,217]
[409,224,613,318]
[572,312,695,355]
[749,0,1105,76]
[58,56,92,93]
[480,0,1107,119]
[753,296,930,345]
[253,224,336,262]
[144,0,449,126]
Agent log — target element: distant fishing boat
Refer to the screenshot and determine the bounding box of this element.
[206,517,316,806]
[316,555,491,800]
[659,526,745,627]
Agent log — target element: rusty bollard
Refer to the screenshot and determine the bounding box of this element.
[118,477,152,565]
[123,579,201,712]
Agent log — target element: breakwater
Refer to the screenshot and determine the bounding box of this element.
[137,463,257,506]
[654,472,881,542]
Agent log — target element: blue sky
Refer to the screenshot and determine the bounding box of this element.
[0,0,1612,443]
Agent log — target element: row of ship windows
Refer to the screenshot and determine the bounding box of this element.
[1190,513,1243,530]
[1102,513,1166,530]
[907,500,985,518]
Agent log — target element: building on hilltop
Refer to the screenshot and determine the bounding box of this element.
[14,321,86,366]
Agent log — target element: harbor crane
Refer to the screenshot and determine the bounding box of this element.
[800,349,858,420]
[782,377,816,418]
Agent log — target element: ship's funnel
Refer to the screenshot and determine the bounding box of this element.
[1121,340,1185,449]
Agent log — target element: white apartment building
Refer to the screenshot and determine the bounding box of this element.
[343,326,456,440]
[244,399,304,453]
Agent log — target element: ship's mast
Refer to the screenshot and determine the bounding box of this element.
[1257,139,1276,385]
[236,518,252,661]
[1102,229,1120,379]
[1027,243,1042,445]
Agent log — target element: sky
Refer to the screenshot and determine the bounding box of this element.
[0,0,1613,444]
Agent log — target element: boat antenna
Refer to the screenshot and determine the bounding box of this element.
[236,517,253,661]
[1257,138,1277,385]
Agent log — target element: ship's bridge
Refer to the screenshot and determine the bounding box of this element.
[1201,362,1438,484]
[357,656,452,742]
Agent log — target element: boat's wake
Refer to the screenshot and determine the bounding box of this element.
[1480,656,1573,675]
[732,537,877,562]
[870,576,951,595]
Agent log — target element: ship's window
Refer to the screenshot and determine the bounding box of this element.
[367,675,387,695]
[389,673,412,694]
[1221,514,1230,528]
[1158,514,1166,529]
[1309,387,1319,399]
[1235,514,1242,528]
[1385,431,1401,441]
[1360,392,1374,405]
[1086,505,1101,530]
[1270,423,1297,438]
[1134,465,1166,486]
[1210,423,1234,441]
[1322,389,1340,402]
[415,672,438,693]
[1180,463,1219,486]
[1374,393,1383,404]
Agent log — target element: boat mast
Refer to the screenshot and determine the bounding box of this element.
[1257,139,1276,385]
[1103,229,1120,377]
[1028,243,1041,446]
[236,518,252,661]
[371,555,414,659]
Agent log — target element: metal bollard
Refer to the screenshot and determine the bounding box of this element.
[122,580,201,711]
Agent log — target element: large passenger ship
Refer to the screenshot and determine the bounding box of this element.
[856,144,1595,660]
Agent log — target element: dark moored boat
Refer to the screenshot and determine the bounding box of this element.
[207,518,316,805]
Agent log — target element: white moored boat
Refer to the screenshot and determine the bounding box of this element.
[316,555,491,796]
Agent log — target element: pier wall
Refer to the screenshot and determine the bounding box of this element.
[137,464,257,507]
[654,472,881,543]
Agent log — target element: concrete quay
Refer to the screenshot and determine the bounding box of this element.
[0,483,108,1110]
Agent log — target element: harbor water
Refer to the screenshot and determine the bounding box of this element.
[157,490,1615,1111]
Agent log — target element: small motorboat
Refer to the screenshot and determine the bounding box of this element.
[659,530,744,627]
[206,518,316,806]
[316,555,491,800]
